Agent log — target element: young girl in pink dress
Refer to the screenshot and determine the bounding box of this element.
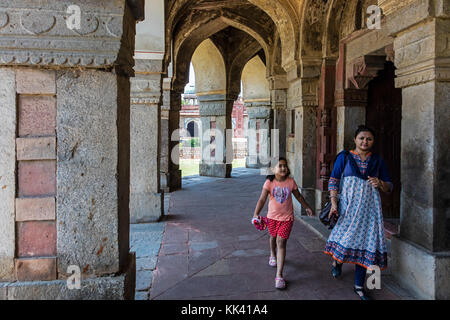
[252,157,314,289]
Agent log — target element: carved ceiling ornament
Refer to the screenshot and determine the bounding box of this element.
[306,0,328,26]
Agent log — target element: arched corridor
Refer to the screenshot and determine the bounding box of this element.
[133,168,404,300]
[0,0,449,300]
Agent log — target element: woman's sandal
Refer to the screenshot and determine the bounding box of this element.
[269,256,277,267]
[354,286,372,300]
[275,277,286,289]
[331,261,342,278]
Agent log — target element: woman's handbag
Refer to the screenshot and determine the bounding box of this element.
[319,201,338,230]
[319,152,349,229]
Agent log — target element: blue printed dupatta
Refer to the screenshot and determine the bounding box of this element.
[324,151,392,269]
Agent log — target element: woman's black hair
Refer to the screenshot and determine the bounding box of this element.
[354,125,376,139]
[266,157,291,181]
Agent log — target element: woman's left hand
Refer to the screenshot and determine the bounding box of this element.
[368,176,382,188]
[305,208,314,217]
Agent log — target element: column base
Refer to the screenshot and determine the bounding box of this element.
[130,192,164,223]
[160,172,170,193]
[315,189,329,216]
[391,235,450,300]
[168,169,182,192]
[1,253,136,300]
[245,156,270,169]
[199,163,231,178]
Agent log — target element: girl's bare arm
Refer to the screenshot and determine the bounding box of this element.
[292,189,311,210]
[253,189,269,218]
[292,189,314,216]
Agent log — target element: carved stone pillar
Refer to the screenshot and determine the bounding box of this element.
[0,0,139,299]
[198,94,234,178]
[316,58,337,213]
[245,101,272,169]
[130,59,164,223]
[269,76,289,159]
[384,1,450,300]
[287,59,320,216]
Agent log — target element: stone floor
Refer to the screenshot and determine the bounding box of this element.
[132,168,407,300]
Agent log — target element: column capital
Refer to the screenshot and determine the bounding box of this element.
[244,101,272,119]
[268,75,288,90]
[383,0,450,36]
[197,94,230,117]
[394,18,450,88]
[0,0,136,76]
[131,59,163,105]
[335,88,368,107]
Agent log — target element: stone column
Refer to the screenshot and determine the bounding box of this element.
[316,58,337,213]
[198,94,233,178]
[160,77,171,192]
[129,59,164,223]
[245,101,272,169]
[384,0,450,300]
[269,76,289,159]
[287,60,320,216]
[0,0,139,299]
[167,89,183,191]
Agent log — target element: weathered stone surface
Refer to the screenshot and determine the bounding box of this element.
[134,291,149,300]
[18,160,56,197]
[56,70,122,276]
[15,258,57,281]
[130,102,163,223]
[7,277,126,300]
[136,270,152,291]
[17,221,57,257]
[336,106,365,152]
[18,95,56,137]
[0,68,16,281]
[136,256,158,271]
[16,197,56,222]
[0,282,9,300]
[245,104,271,119]
[391,236,450,300]
[0,1,128,69]
[130,223,165,259]
[16,137,56,161]
[400,82,436,250]
[16,69,56,94]
[130,192,163,223]
[199,163,232,178]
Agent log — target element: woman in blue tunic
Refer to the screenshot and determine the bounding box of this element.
[324,125,393,300]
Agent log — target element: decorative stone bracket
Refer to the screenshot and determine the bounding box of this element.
[347,55,386,89]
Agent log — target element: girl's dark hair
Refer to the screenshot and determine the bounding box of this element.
[266,157,291,181]
[354,125,376,139]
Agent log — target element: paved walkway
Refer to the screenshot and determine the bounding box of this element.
[139,168,402,300]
